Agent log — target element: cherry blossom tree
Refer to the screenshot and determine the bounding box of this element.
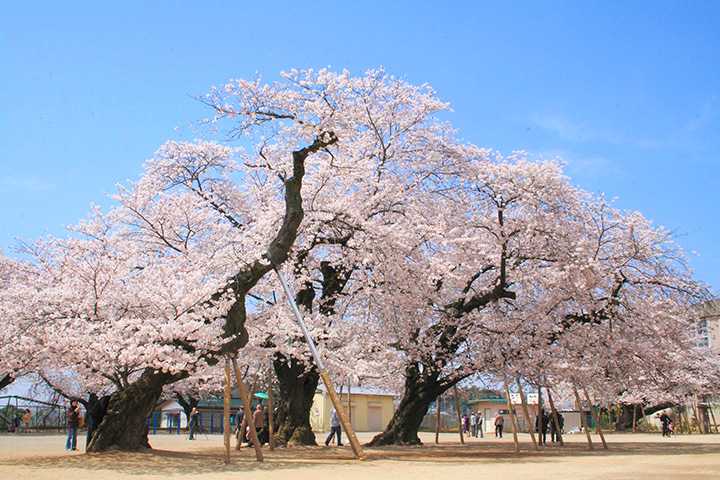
[83,68,452,450]
[363,153,595,445]
[538,200,717,429]
[8,207,236,449]
[198,68,467,445]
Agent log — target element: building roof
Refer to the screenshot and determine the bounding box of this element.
[316,384,397,397]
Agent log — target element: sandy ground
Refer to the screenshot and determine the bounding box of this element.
[2,430,720,480]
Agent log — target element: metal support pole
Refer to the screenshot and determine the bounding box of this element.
[274,267,366,460]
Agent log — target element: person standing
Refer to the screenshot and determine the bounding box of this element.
[66,400,81,451]
[477,412,484,438]
[23,409,31,433]
[252,404,264,445]
[536,410,549,445]
[325,407,343,446]
[494,414,504,438]
[235,405,245,440]
[549,413,558,443]
[188,407,199,440]
[470,412,477,437]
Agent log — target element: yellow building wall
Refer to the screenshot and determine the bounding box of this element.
[310,392,394,432]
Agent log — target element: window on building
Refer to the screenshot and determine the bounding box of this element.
[692,317,710,348]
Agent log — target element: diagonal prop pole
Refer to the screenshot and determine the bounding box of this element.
[546,387,564,446]
[573,386,594,450]
[582,387,608,450]
[231,358,264,461]
[274,267,367,460]
[516,378,538,451]
[504,381,520,453]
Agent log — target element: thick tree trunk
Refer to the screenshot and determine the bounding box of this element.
[272,353,319,445]
[367,365,447,446]
[86,368,186,452]
[615,403,640,431]
[614,402,673,431]
[83,136,332,453]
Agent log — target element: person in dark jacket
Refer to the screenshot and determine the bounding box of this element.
[550,412,564,443]
[659,411,672,437]
[66,400,81,451]
[536,411,549,445]
[188,407,200,440]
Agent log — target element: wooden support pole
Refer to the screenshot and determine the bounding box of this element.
[674,405,683,434]
[347,381,352,425]
[683,404,692,434]
[320,370,366,459]
[231,358,264,461]
[537,386,543,429]
[632,405,637,433]
[454,384,465,444]
[267,368,275,451]
[435,394,441,444]
[691,400,702,434]
[235,369,259,451]
[582,388,608,450]
[707,397,719,434]
[504,382,520,453]
[546,388,564,446]
[516,378,538,451]
[223,357,233,464]
[573,386,593,450]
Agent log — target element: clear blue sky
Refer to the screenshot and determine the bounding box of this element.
[1,1,719,294]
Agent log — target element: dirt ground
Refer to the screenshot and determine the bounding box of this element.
[2,430,720,480]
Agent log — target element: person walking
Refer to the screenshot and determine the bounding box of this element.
[494,414,504,438]
[325,407,343,446]
[66,400,81,451]
[659,411,671,437]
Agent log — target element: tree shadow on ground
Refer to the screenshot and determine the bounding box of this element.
[4,439,720,476]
